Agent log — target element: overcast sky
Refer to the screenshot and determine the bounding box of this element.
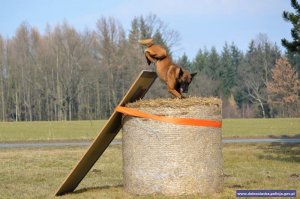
[0,0,293,59]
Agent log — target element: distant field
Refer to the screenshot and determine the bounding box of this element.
[0,120,107,141]
[0,118,299,141]
[222,118,300,138]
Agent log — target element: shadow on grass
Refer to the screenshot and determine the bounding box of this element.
[72,184,123,195]
[268,134,300,139]
[258,134,300,163]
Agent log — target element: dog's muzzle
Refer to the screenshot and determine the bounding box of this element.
[180,85,188,93]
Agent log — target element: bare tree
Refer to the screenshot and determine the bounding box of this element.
[0,35,6,121]
[240,35,281,118]
[95,17,127,116]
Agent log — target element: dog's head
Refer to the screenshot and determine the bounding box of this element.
[177,68,197,93]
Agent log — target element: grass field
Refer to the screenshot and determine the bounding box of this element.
[0,118,299,198]
[222,118,300,138]
[0,118,299,141]
[0,120,107,141]
[0,143,299,199]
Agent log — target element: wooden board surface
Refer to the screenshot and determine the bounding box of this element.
[55,70,157,196]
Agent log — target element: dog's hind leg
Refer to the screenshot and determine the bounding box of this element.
[144,51,157,65]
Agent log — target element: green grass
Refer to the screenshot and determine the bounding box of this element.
[0,118,300,142]
[222,118,300,138]
[0,143,299,198]
[0,120,107,141]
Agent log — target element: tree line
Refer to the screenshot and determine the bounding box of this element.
[0,15,299,121]
[185,35,300,118]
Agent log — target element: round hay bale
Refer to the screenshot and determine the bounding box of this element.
[122,97,223,196]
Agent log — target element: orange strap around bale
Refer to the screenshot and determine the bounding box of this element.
[115,106,222,128]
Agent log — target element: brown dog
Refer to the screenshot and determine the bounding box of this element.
[139,38,197,98]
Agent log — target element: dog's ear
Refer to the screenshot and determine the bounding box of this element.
[178,68,184,78]
[146,56,151,65]
[191,72,197,78]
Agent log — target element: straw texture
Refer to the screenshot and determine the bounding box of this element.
[122,97,223,196]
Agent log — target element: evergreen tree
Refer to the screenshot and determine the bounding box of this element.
[220,43,234,96]
[128,15,175,55]
[176,53,191,70]
[128,18,140,43]
[153,31,170,55]
[206,47,220,80]
[139,16,152,39]
[230,42,243,74]
[191,48,209,72]
[282,0,300,53]
[286,51,300,76]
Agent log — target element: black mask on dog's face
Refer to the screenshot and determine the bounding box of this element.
[180,82,189,93]
[177,68,197,93]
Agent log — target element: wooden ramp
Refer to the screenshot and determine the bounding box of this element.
[55,70,157,196]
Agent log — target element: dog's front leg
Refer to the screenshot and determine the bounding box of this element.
[167,86,184,99]
[166,74,184,98]
[169,89,184,98]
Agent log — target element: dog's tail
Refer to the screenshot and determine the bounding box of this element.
[138,38,154,46]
